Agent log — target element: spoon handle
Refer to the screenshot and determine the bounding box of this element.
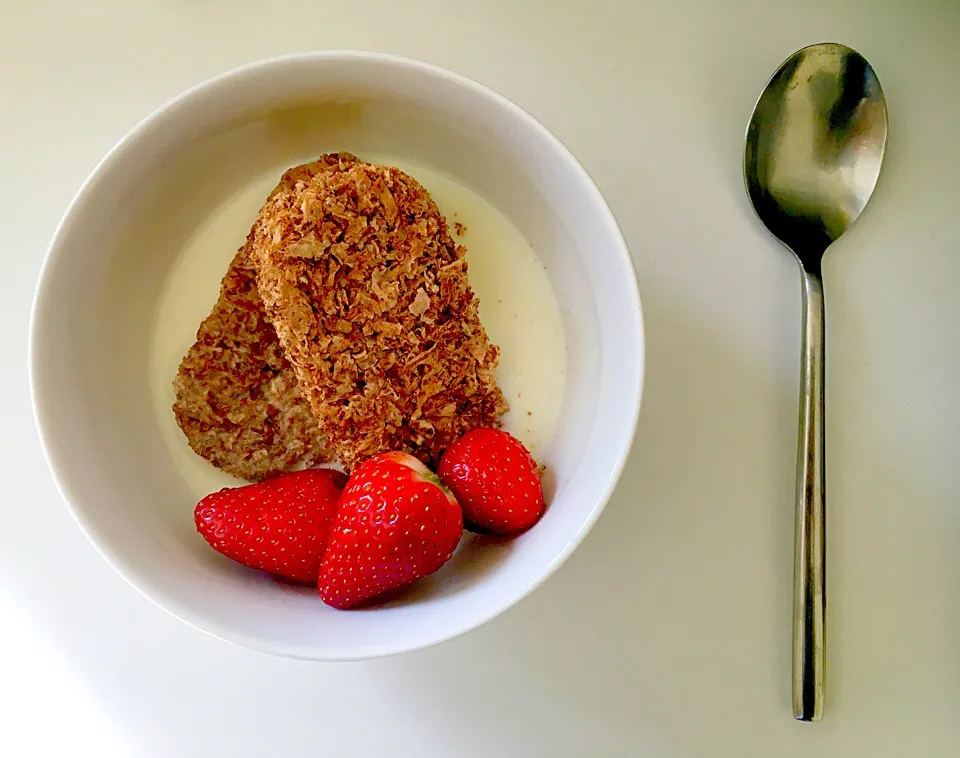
[793,271,826,721]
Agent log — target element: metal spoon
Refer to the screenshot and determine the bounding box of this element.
[744,43,887,721]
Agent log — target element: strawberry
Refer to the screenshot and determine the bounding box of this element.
[318,452,463,609]
[437,428,544,535]
[194,468,347,583]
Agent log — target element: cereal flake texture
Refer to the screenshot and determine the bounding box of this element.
[250,153,508,471]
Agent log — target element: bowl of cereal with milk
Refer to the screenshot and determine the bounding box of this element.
[30,52,644,660]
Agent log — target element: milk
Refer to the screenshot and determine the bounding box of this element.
[149,158,567,498]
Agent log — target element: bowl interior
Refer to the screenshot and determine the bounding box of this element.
[31,55,643,659]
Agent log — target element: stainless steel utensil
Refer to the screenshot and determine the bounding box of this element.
[743,42,888,722]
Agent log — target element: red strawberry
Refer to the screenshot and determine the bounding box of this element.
[194,468,347,583]
[437,428,544,535]
[318,452,463,609]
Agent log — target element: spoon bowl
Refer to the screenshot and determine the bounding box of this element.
[743,42,888,722]
[745,43,887,272]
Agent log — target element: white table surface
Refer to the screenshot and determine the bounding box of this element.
[4,1,960,755]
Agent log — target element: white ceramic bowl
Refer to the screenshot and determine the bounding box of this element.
[30,52,644,660]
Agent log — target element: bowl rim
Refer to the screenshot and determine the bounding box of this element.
[28,50,646,661]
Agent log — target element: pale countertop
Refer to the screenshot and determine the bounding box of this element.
[3,1,960,756]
